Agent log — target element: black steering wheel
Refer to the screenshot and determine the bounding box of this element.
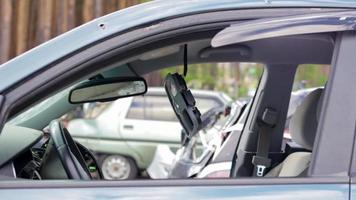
[48,120,92,180]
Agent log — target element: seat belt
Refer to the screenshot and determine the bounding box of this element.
[252,107,278,177]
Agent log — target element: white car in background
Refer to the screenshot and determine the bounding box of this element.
[68,87,232,179]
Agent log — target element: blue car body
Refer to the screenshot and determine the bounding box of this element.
[0,0,355,199]
[0,183,349,200]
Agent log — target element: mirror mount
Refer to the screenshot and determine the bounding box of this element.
[183,44,188,77]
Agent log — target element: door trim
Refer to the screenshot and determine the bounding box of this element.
[0,177,349,189]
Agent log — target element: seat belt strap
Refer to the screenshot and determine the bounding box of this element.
[252,107,278,177]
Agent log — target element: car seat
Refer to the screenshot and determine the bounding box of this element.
[265,88,324,177]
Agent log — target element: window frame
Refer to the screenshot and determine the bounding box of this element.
[329,32,356,179]
[307,32,356,176]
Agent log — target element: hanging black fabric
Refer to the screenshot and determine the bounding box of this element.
[183,44,188,76]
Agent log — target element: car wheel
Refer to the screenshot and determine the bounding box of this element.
[100,155,137,180]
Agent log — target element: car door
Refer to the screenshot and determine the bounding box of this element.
[0,9,355,200]
[83,16,354,200]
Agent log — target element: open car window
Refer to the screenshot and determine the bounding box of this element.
[211,10,356,47]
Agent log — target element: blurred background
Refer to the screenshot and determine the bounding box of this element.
[0,0,329,100]
[0,0,145,64]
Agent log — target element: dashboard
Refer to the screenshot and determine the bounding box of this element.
[0,125,101,180]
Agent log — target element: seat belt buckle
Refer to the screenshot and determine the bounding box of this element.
[252,155,271,177]
[256,165,266,177]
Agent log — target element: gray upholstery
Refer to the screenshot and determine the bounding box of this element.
[290,88,323,151]
[266,88,323,177]
[265,152,311,177]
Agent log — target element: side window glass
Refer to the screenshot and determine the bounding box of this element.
[126,97,145,120]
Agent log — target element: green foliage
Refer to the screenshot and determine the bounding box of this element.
[294,64,329,90]
[158,63,328,99]
[159,63,263,99]
[238,86,248,97]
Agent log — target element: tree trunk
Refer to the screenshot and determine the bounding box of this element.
[15,0,30,55]
[0,0,141,64]
[83,0,95,23]
[0,0,13,63]
[36,0,53,44]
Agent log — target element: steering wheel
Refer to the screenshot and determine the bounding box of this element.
[48,120,92,180]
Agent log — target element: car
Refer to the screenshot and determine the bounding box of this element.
[0,1,356,199]
[67,87,232,179]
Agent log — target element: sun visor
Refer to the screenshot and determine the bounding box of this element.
[212,11,356,47]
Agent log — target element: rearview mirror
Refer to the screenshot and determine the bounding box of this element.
[69,77,147,104]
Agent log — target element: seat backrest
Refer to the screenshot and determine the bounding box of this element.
[289,88,324,151]
[266,88,324,177]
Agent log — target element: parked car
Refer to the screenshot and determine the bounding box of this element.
[67,87,232,179]
[1,1,356,200]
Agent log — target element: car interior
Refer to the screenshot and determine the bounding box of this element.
[0,23,334,181]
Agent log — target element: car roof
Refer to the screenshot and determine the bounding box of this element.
[1,0,355,92]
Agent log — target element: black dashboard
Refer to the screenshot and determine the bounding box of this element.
[0,125,101,180]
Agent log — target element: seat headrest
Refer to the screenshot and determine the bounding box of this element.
[290,88,324,150]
